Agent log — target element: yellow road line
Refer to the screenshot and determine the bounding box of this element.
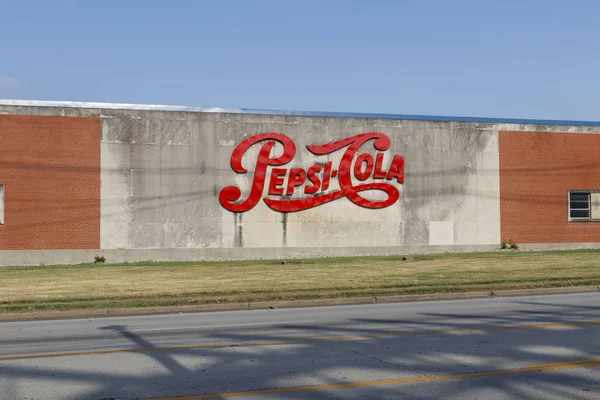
[527,358,600,368]
[1,319,599,361]
[150,360,600,400]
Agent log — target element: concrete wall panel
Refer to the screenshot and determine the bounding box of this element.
[98,112,503,250]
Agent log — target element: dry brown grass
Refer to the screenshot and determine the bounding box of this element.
[0,250,599,312]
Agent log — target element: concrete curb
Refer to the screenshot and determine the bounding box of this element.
[1,285,598,322]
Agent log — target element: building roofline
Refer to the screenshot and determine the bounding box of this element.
[0,99,242,113]
[2,99,600,127]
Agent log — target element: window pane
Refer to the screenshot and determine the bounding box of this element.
[570,210,590,218]
[570,193,589,202]
[570,201,590,209]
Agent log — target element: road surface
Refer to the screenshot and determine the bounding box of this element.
[0,293,599,399]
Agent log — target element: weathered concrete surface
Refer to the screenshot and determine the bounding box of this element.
[2,103,600,263]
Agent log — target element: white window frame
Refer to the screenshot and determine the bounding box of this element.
[568,190,596,221]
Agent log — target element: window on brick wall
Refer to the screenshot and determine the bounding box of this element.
[569,192,590,220]
[0,184,4,225]
[568,191,600,221]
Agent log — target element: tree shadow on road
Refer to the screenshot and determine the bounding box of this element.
[0,298,599,399]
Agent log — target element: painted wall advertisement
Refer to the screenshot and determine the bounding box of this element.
[220,133,404,213]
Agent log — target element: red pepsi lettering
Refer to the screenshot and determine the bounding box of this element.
[286,168,306,196]
[268,168,287,196]
[304,164,322,194]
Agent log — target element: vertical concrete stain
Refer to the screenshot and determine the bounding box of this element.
[237,213,243,248]
[398,222,403,246]
[233,212,237,245]
[282,212,288,247]
[233,213,239,248]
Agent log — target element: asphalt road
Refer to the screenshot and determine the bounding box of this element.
[0,293,598,400]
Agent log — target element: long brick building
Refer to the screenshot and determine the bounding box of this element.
[0,100,599,265]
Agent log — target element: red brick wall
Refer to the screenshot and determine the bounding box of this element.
[499,130,600,243]
[0,115,100,250]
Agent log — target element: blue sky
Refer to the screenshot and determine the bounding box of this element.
[1,0,599,120]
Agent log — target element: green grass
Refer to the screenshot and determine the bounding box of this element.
[1,249,599,314]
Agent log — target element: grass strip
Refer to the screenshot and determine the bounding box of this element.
[1,250,599,313]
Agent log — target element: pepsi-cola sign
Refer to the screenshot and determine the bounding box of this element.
[219,132,404,213]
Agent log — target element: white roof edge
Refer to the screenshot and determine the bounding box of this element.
[4,99,600,127]
[0,99,243,113]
